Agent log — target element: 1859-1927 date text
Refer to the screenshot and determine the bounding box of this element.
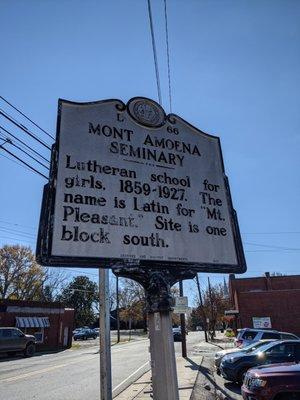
[119,179,187,201]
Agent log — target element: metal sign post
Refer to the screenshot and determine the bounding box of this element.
[148,311,179,400]
[99,269,112,400]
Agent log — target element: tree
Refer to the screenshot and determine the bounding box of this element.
[58,276,98,327]
[0,245,46,300]
[202,283,230,338]
[119,279,145,334]
[188,282,230,338]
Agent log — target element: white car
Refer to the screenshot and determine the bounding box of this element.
[234,328,281,347]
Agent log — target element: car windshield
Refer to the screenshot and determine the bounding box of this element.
[243,341,270,353]
[252,341,279,354]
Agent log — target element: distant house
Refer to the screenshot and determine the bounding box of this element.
[0,299,74,351]
[228,272,300,335]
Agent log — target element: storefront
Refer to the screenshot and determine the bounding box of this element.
[0,300,74,351]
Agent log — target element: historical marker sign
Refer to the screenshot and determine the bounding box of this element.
[36,97,246,273]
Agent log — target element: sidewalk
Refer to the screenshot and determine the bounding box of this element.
[114,355,202,400]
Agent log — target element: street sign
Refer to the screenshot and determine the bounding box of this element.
[37,97,246,273]
[173,296,190,314]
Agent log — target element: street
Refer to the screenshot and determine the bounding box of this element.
[0,331,202,400]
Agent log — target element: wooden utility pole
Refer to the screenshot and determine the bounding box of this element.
[116,275,120,343]
[179,280,187,358]
[195,274,208,342]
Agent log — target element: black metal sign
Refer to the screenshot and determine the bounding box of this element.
[36,97,246,274]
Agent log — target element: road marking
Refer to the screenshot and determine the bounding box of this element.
[0,356,96,383]
[112,361,150,394]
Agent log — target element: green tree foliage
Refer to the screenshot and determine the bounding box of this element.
[58,276,98,327]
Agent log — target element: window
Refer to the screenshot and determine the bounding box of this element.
[242,331,257,340]
[266,344,295,356]
[34,331,44,343]
[281,333,298,340]
[261,332,281,340]
[11,329,23,338]
[2,329,12,338]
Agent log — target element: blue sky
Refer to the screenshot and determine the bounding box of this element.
[0,0,299,302]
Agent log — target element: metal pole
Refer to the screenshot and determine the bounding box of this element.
[195,274,208,342]
[179,280,187,358]
[116,275,120,343]
[99,269,112,400]
[148,311,179,400]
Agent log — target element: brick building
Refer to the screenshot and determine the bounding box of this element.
[0,300,74,351]
[229,273,300,336]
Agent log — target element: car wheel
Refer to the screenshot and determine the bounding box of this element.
[74,338,77,341]
[24,343,35,357]
[237,367,248,385]
[83,336,87,340]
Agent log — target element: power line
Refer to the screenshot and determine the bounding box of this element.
[0,134,49,170]
[0,96,55,141]
[0,124,49,163]
[164,0,172,113]
[243,231,300,235]
[0,108,51,150]
[0,152,35,173]
[147,0,162,105]
[0,227,36,238]
[0,235,36,245]
[244,241,300,251]
[0,143,48,179]
[0,219,36,230]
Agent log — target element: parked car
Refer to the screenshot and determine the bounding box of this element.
[73,328,97,341]
[220,340,300,384]
[215,339,276,374]
[242,362,300,400]
[172,327,182,342]
[93,328,100,337]
[279,332,300,340]
[235,328,282,348]
[0,327,36,357]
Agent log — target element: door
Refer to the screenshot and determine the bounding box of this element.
[63,327,69,347]
[264,343,296,364]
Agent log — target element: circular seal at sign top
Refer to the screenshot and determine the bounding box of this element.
[127,97,166,128]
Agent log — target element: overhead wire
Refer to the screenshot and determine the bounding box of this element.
[0,107,51,150]
[0,219,36,230]
[164,0,172,113]
[0,125,49,163]
[0,142,48,179]
[147,0,162,105]
[0,96,55,141]
[0,152,35,173]
[0,133,49,170]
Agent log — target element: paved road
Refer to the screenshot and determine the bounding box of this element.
[0,331,202,400]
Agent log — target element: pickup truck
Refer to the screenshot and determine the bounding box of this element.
[0,327,36,357]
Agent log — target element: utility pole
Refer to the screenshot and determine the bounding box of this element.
[208,276,214,339]
[99,269,112,400]
[116,275,120,343]
[195,274,208,342]
[179,280,187,358]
